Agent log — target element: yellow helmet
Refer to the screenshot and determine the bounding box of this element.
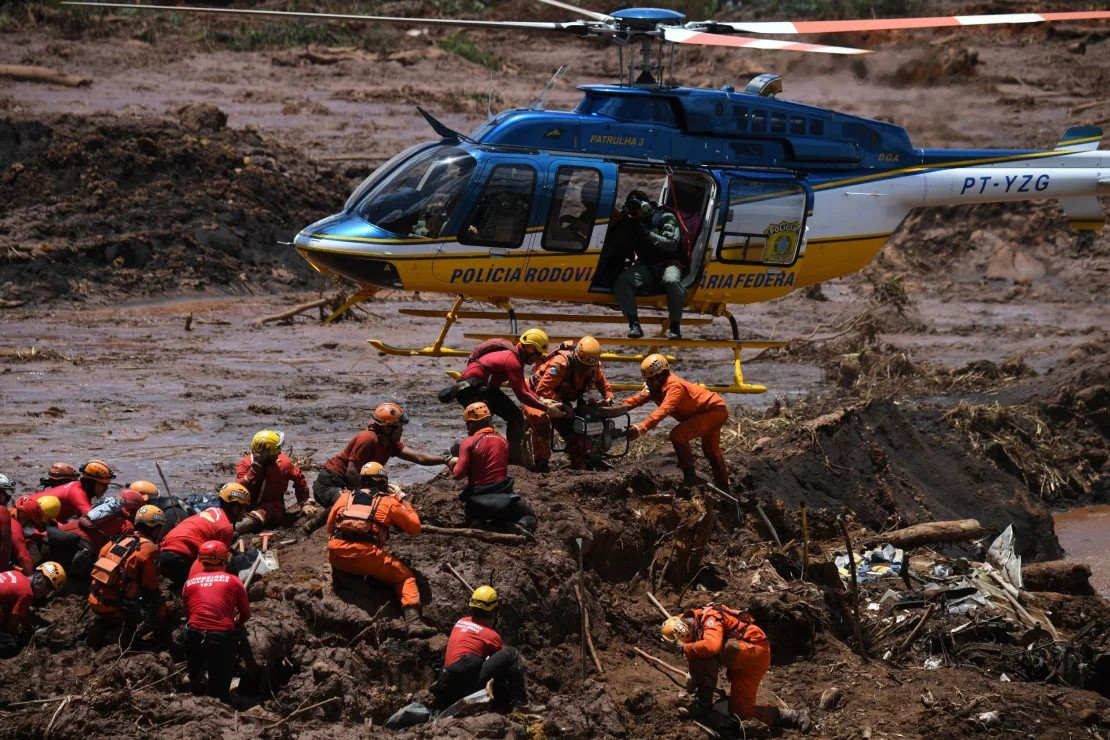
[574,336,602,366]
[128,480,159,498]
[463,402,492,422]
[218,482,251,505]
[469,585,498,612]
[517,328,549,354]
[640,353,670,379]
[37,495,62,523]
[80,459,115,484]
[359,461,388,480]
[661,615,693,643]
[134,504,166,528]
[251,430,284,456]
[36,561,66,592]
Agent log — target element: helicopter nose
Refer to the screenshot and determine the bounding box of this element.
[293,214,404,288]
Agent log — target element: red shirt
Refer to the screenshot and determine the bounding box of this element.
[59,514,133,552]
[452,427,508,487]
[27,480,93,521]
[444,615,504,666]
[160,508,234,558]
[236,453,310,508]
[323,429,404,478]
[182,570,250,632]
[0,570,32,629]
[4,517,32,574]
[460,349,547,411]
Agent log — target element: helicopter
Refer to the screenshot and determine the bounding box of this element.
[69,1,1110,393]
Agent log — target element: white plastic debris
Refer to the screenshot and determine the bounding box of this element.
[924,656,942,670]
[977,711,1000,725]
[1000,673,1011,682]
[986,525,1023,589]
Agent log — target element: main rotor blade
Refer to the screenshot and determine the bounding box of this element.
[61,1,574,32]
[718,11,1110,36]
[663,27,871,55]
[534,0,612,23]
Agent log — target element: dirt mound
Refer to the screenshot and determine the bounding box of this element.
[0,112,338,304]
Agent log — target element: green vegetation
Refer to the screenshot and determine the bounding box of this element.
[200,21,360,51]
[439,31,499,70]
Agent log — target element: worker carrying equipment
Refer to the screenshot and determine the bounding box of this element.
[664,604,809,731]
[525,336,615,472]
[235,430,309,535]
[49,488,146,580]
[326,462,435,637]
[182,539,251,703]
[622,355,731,488]
[451,404,538,532]
[310,403,448,531]
[25,458,115,523]
[439,329,563,465]
[0,563,65,659]
[158,484,249,589]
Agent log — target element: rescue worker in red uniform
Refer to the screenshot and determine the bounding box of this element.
[326,462,435,637]
[524,336,613,472]
[452,403,537,532]
[38,462,78,489]
[11,495,61,567]
[0,476,31,574]
[159,483,249,589]
[0,562,66,658]
[662,604,809,730]
[88,505,173,645]
[235,430,311,535]
[49,489,146,580]
[182,540,250,702]
[27,459,115,523]
[439,328,562,465]
[623,354,730,488]
[432,586,527,711]
[308,403,450,531]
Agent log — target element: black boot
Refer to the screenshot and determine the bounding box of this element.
[403,607,437,638]
[681,468,701,486]
[531,460,550,474]
[665,324,682,340]
[627,321,643,339]
[777,708,812,731]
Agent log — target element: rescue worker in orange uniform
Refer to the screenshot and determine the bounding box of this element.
[235,430,311,535]
[182,540,251,702]
[327,462,435,636]
[0,476,31,574]
[452,403,537,532]
[662,604,809,730]
[11,495,61,567]
[0,562,66,658]
[38,462,78,489]
[623,354,730,487]
[525,336,614,472]
[49,488,146,580]
[27,459,115,523]
[159,483,249,589]
[88,504,174,644]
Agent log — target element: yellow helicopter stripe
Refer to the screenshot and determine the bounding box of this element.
[1057,134,1102,147]
[813,148,1067,191]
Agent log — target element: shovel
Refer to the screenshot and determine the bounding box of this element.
[259,531,279,572]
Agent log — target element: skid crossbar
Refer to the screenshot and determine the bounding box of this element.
[399,309,712,327]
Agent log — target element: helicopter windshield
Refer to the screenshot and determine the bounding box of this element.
[356,146,477,238]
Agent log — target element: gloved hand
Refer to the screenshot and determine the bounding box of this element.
[445,456,460,468]
[300,501,320,517]
[626,425,643,441]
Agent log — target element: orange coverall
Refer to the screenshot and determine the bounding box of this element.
[525,347,613,468]
[88,534,161,622]
[623,373,730,486]
[326,490,422,608]
[682,605,775,724]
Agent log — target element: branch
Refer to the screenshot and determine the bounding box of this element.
[421,524,527,545]
[0,65,90,87]
[254,298,329,325]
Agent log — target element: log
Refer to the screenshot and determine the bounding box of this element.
[421,524,527,545]
[254,298,328,325]
[631,646,690,680]
[1021,560,1095,596]
[0,64,90,87]
[865,519,988,549]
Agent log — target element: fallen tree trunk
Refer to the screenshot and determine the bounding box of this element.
[254,298,328,325]
[866,519,988,549]
[1021,560,1095,596]
[0,64,91,87]
[421,524,527,545]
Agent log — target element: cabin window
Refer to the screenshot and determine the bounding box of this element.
[751,109,767,132]
[733,106,748,131]
[790,116,806,135]
[460,164,536,248]
[770,112,787,133]
[543,167,602,253]
[356,145,477,237]
[576,95,677,127]
[718,178,807,267]
[809,119,824,136]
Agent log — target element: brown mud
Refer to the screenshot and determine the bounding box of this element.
[0,1,1108,737]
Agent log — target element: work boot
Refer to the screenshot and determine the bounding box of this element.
[235,515,263,536]
[777,708,812,731]
[438,382,460,403]
[627,322,644,339]
[681,468,701,486]
[530,460,550,474]
[403,607,437,638]
[665,325,682,340]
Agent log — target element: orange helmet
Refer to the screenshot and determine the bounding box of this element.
[574,336,602,366]
[359,461,388,480]
[117,489,147,514]
[128,480,159,498]
[198,540,230,568]
[640,353,670,379]
[372,403,408,427]
[80,459,115,484]
[46,462,79,483]
[463,402,491,422]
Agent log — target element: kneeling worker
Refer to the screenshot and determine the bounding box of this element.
[452,403,537,532]
[235,430,311,535]
[159,483,249,589]
[432,586,527,711]
[0,562,66,658]
[182,540,250,702]
[662,603,809,730]
[623,354,730,488]
[326,462,434,637]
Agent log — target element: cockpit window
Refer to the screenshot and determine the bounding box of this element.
[461,164,536,248]
[355,146,477,238]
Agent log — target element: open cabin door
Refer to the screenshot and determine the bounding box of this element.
[717,175,810,268]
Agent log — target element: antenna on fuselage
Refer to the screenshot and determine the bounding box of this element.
[530,65,567,111]
[486,69,496,120]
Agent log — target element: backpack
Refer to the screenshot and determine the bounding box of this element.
[334,490,385,543]
[466,338,518,366]
[90,534,143,591]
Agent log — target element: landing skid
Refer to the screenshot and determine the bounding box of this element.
[366,296,783,393]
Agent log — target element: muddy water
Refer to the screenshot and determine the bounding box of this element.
[1054,504,1110,597]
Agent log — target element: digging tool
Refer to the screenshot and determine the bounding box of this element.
[443,562,475,593]
[259,531,279,572]
[154,461,172,495]
[434,679,494,723]
[242,552,264,589]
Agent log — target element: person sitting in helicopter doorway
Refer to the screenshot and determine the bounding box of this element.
[612,190,687,340]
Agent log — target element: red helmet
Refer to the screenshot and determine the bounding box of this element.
[117,489,146,514]
[198,540,230,568]
[47,462,79,482]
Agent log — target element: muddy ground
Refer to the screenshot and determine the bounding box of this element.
[0,0,1108,737]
